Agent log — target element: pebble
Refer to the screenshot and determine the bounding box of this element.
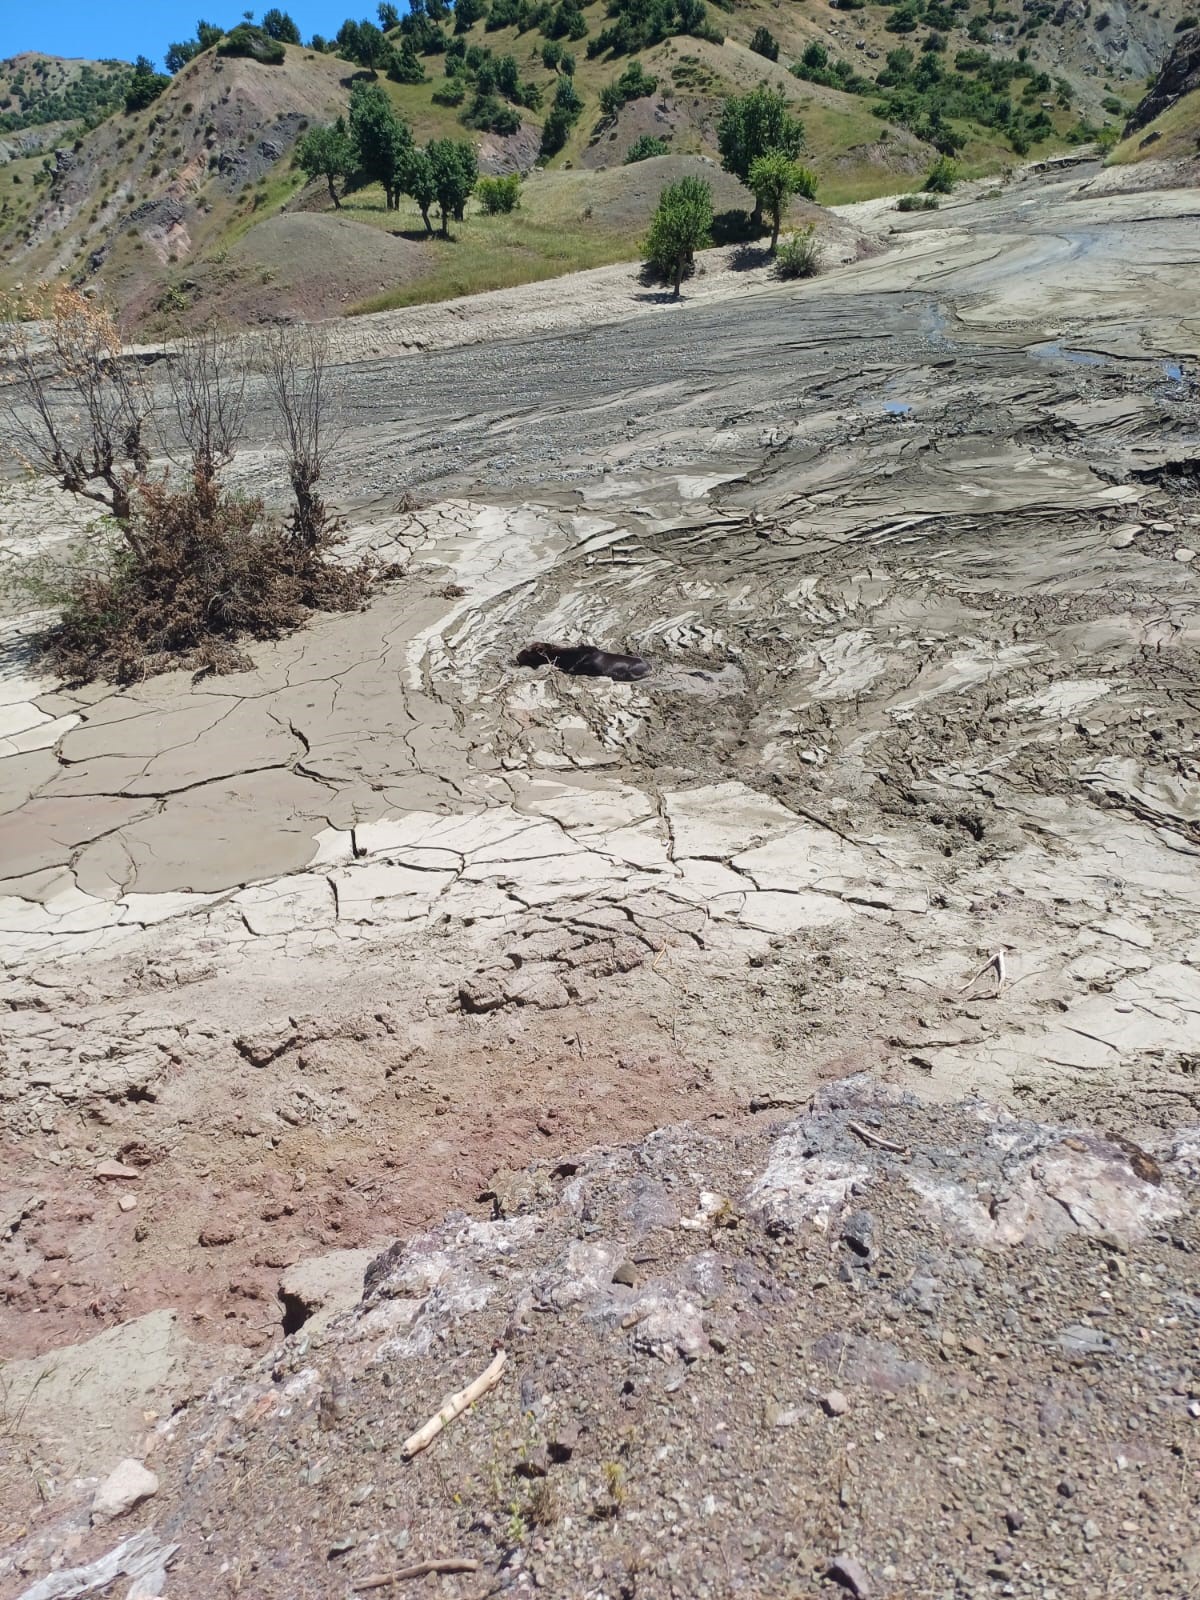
[1174,547,1196,563]
[117,1194,137,1212]
[823,1390,849,1417]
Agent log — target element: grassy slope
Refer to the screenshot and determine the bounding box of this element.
[0,53,129,135]
[1107,85,1200,162]
[2,0,1184,326]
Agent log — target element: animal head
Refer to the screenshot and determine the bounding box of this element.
[516,642,556,668]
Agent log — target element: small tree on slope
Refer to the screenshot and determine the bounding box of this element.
[644,176,713,297]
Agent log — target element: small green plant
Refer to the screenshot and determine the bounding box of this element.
[477,173,521,213]
[775,224,821,278]
[897,192,939,210]
[625,133,669,162]
[923,154,959,193]
[595,1460,627,1518]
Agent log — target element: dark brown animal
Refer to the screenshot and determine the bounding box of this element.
[517,642,652,682]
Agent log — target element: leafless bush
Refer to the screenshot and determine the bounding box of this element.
[262,323,340,549]
[1,292,385,685]
[165,324,248,488]
[1,287,150,528]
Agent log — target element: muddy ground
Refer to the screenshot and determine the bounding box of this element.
[1,159,1199,1590]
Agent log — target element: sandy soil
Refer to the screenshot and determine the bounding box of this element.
[1,159,1199,1577]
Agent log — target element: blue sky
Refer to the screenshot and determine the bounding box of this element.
[0,4,358,70]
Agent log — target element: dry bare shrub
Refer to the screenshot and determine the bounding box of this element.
[262,323,339,549]
[1,286,150,526]
[166,324,248,488]
[2,294,387,685]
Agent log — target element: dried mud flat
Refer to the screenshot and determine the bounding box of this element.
[2,160,1200,1596]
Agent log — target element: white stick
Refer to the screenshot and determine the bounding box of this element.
[400,1350,507,1461]
[960,949,1006,996]
[848,1121,906,1154]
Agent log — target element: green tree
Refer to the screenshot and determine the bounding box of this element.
[348,80,415,207]
[403,147,438,231]
[387,41,428,81]
[426,137,478,232]
[455,0,489,30]
[165,39,199,71]
[124,56,170,113]
[749,25,779,61]
[378,1,401,26]
[717,87,804,226]
[351,20,392,74]
[297,117,354,207]
[748,150,815,250]
[261,8,301,41]
[644,174,712,296]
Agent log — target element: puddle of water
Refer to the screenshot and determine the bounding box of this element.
[884,401,913,416]
[1028,341,1108,368]
[1164,361,1183,381]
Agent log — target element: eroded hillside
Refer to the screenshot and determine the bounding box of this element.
[1,0,1194,329]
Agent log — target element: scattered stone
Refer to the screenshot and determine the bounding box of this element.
[199,1225,238,1248]
[118,1194,138,1213]
[1056,1324,1121,1358]
[823,1390,849,1417]
[961,1333,986,1357]
[91,1458,159,1524]
[1005,1509,1025,1533]
[548,1421,579,1463]
[1174,546,1196,563]
[611,1260,638,1287]
[828,1551,872,1597]
[842,1210,876,1259]
[94,1161,140,1181]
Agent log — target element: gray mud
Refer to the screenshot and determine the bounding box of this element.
[1,165,1199,1512]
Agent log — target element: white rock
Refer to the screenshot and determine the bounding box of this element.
[1173,547,1196,564]
[91,1458,159,1523]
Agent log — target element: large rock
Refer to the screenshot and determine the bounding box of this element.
[91,1458,159,1524]
[278,1248,377,1335]
[1124,27,1200,133]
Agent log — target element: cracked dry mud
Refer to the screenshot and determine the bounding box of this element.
[1,161,1199,1588]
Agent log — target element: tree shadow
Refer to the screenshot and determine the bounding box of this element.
[728,242,772,271]
[632,289,681,304]
[710,207,762,246]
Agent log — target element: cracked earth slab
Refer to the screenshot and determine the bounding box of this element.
[1,164,1199,1547]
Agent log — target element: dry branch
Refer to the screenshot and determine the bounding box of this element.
[400,1349,507,1460]
[961,950,1007,996]
[848,1121,906,1154]
[357,1559,480,1590]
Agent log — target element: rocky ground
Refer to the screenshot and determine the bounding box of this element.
[1,158,1199,1595]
